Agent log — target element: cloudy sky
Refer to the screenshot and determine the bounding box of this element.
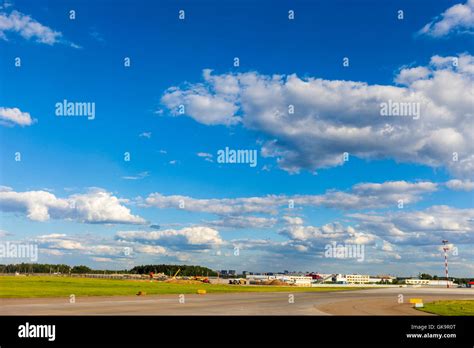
[1,0,473,276]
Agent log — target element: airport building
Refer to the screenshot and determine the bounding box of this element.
[368,276,395,283]
[346,274,370,284]
[330,274,347,283]
[326,274,370,284]
[287,276,312,287]
[406,279,455,286]
[405,279,430,285]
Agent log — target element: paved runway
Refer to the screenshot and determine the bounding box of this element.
[1,287,472,315]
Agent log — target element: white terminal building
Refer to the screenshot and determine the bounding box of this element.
[327,274,395,284]
[405,279,455,287]
[346,274,370,284]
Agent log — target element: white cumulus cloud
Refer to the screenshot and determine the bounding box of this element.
[418,0,474,37]
[116,226,224,249]
[445,179,474,191]
[0,188,146,224]
[161,55,474,177]
[0,9,78,47]
[349,205,474,246]
[0,107,35,127]
[143,180,438,215]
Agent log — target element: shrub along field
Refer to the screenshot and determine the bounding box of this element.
[0,276,360,298]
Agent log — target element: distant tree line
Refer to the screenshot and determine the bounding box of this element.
[0,263,217,276]
[130,264,217,276]
[0,263,128,274]
[0,263,73,274]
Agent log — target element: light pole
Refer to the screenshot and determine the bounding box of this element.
[442,240,449,289]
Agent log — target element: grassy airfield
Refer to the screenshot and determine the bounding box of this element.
[0,276,360,298]
[418,300,474,316]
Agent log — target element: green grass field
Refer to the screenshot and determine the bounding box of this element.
[418,300,474,316]
[0,276,361,298]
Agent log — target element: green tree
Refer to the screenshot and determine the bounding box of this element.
[71,265,92,274]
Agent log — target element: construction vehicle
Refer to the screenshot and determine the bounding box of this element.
[228,278,247,285]
[172,268,181,279]
[191,276,210,283]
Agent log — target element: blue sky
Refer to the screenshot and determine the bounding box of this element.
[0,0,473,276]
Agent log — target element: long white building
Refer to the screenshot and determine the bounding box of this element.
[325,274,371,284]
[406,279,455,286]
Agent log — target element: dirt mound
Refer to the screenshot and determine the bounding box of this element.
[164,279,203,285]
[261,280,292,286]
